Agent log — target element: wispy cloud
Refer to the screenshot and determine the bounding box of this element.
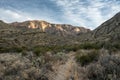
[0,8,32,22]
[0,8,61,24]
[51,0,120,29]
[0,0,120,29]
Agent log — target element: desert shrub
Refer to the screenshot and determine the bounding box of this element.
[37,75,48,80]
[4,68,18,76]
[0,45,29,53]
[33,47,44,56]
[0,47,24,53]
[62,45,79,52]
[76,50,99,66]
[87,64,105,80]
[32,56,45,67]
[32,45,78,55]
[112,43,120,49]
[78,41,120,51]
[100,42,120,52]
[0,47,8,53]
[103,42,112,50]
[79,42,102,49]
[87,54,120,80]
[52,52,68,64]
[55,52,67,61]
[11,47,24,52]
[21,50,28,56]
[32,43,103,55]
[33,46,57,56]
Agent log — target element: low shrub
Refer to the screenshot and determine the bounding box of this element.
[32,45,77,55]
[79,42,102,49]
[76,50,99,66]
[32,46,55,56]
[0,47,24,53]
[87,54,120,80]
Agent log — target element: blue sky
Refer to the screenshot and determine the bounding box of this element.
[0,0,120,29]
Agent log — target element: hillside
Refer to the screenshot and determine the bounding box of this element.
[0,20,90,52]
[0,12,120,80]
[92,12,120,42]
[11,20,90,36]
[1,12,120,51]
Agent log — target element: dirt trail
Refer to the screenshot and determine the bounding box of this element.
[47,52,80,80]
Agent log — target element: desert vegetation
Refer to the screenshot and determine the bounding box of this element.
[0,51,69,80]
[1,43,120,80]
[74,49,120,80]
[0,11,120,80]
[76,49,99,66]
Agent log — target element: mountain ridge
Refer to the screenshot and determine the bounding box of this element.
[92,12,120,42]
[0,20,91,37]
[0,20,91,49]
[0,12,120,49]
[10,20,91,36]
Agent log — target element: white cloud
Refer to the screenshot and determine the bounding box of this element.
[0,8,61,24]
[0,8,32,22]
[51,0,120,29]
[0,0,120,30]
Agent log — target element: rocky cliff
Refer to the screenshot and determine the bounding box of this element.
[11,20,90,36]
[0,20,90,49]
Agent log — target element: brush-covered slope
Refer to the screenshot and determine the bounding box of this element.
[0,20,90,50]
[11,20,90,36]
[92,12,120,41]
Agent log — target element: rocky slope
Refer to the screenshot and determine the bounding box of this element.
[92,12,120,42]
[1,12,120,49]
[11,20,90,36]
[0,20,90,50]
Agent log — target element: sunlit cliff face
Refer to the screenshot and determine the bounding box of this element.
[11,20,90,35]
[28,21,50,31]
[73,28,80,32]
[27,21,82,32]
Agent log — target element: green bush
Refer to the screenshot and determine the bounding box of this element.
[11,47,23,52]
[33,47,45,56]
[101,42,120,52]
[79,42,102,49]
[32,45,77,55]
[0,47,24,53]
[32,46,55,56]
[76,50,99,66]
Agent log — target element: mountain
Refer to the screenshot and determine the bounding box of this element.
[92,12,120,42]
[11,20,90,36]
[1,12,120,49]
[0,20,90,49]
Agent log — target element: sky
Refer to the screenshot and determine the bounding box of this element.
[0,0,120,29]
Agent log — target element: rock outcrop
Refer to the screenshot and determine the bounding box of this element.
[11,20,90,36]
[0,20,90,49]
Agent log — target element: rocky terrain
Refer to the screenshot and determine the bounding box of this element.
[92,12,120,42]
[11,20,90,36]
[0,12,120,80]
[0,20,90,51]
